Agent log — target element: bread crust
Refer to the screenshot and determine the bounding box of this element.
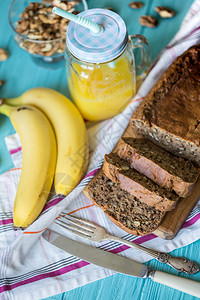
[117,138,199,197]
[131,45,200,165]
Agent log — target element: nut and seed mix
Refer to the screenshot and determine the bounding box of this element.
[15,0,79,57]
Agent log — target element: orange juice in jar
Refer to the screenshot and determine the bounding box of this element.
[65,8,151,121]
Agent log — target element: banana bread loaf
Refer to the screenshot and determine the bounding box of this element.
[103,153,179,211]
[131,45,200,166]
[85,171,165,236]
[117,137,199,197]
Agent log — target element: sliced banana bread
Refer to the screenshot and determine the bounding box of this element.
[103,153,179,212]
[117,137,199,197]
[131,45,200,166]
[85,171,165,236]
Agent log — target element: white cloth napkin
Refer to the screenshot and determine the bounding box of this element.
[1,1,200,299]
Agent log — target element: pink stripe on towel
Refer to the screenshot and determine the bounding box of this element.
[10,147,22,155]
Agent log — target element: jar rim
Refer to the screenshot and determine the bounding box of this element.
[66,8,128,64]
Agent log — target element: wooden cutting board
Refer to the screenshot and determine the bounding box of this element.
[83,121,200,240]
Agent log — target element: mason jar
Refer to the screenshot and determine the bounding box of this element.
[65,8,151,121]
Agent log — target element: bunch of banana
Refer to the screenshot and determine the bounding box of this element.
[0,100,57,227]
[5,88,88,196]
[1,88,88,227]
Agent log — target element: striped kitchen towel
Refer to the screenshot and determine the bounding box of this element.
[1,1,200,299]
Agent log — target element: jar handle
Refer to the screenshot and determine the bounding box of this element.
[129,34,151,77]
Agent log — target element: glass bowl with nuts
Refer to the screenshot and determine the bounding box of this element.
[8,0,83,67]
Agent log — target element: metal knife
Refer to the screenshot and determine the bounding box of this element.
[51,235,200,297]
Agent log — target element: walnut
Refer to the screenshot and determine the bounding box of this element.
[27,33,43,40]
[139,15,158,28]
[52,0,77,11]
[15,1,79,57]
[0,80,5,87]
[60,18,70,37]
[41,0,52,3]
[38,14,58,24]
[28,43,40,54]
[38,7,53,15]
[155,6,175,18]
[17,20,29,33]
[40,43,53,52]
[0,49,9,61]
[53,0,69,11]
[104,7,116,12]
[42,45,59,56]
[66,1,78,10]
[57,42,65,53]
[129,2,143,9]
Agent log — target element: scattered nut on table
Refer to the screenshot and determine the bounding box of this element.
[129,1,144,9]
[155,6,175,18]
[0,80,5,87]
[40,0,53,3]
[0,48,9,61]
[15,0,79,57]
[139,15,158,28]
[104,7,116,12]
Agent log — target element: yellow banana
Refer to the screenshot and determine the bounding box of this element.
[0,101,57,227]
[5,88,88,196]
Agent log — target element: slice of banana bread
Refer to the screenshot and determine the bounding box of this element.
[117,137,199,197]
[85,171,165,236]
[131,45,200,166]
[103,153,179,212]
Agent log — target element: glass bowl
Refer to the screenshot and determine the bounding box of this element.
[8,0,83,68]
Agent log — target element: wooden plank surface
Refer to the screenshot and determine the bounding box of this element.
[83,121,200,240]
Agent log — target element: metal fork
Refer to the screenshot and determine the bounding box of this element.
[55,214,200,275]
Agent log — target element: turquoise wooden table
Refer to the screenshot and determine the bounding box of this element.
[1,0,200,299]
